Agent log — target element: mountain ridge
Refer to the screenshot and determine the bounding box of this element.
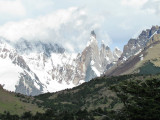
[105,25,160,76]
[0,31,121,95]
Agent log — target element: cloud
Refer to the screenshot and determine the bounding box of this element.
[142,0,160,15]
[0,7,110,53]
[0,0,26,16]
[121,0,148,8]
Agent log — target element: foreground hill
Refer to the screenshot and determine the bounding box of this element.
[1,73,160,119]
[34,74,160,120]
[0,85,44,115]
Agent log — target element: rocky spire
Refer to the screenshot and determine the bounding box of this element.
[86,30,98,47]
[91,30,96,38]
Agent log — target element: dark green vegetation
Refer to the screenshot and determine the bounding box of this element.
[1,74,160,120]
[139,61,160,75]
[110,75,160,120]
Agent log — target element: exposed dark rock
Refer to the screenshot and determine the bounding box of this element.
[15,72,43,96]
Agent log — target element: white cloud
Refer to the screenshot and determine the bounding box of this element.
[121,0,148,8]
[0,7,109,53]
[0,0,26,16]
[142,0,160,15]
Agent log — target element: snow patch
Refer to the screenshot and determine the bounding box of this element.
[46,80,75,92]
[149,31,157,39]
[123,56,127,61]
[139,54,144,61]
[91,66,101,77]
[135,49,142,56]
[86,36,97,47]
[23,52,78,93]
[90,60,95,65]
[105,56,109,61]
[79,80,85,84]
[115,47,120,51]
[0,57,23,91]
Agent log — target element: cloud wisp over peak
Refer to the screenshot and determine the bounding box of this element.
[0,7,110,53]
[0,0,160,51]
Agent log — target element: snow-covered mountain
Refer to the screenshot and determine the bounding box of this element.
[13,39,65,56]
[0,39,44,95]
[0,31,121,95]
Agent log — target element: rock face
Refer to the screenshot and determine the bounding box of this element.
[76,31,122,82]
[105,25,160,76]
[0,31,122,95]
[76,31,102,82]
[119,25,160,62]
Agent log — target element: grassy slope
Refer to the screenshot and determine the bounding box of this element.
[0,86,44,115]
[126,35,160,73]
[131,41,160,73]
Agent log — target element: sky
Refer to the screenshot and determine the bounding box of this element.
[0,0,160,52]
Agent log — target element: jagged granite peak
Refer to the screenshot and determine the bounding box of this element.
[0,31,122,95]
[77,31,102,82]
[91,30,96,38]
[105,34,160,76]
[86,31,98,47]
[76,31,122,82]
[113,47,122,60]
[100,43,122,71]
[119,25,160,62]
[100,43,113,71]
[106,25,160,77]
[100,43,113,61]
[101,41,110,51]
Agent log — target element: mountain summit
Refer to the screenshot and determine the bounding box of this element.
[91,30,96,38]
[0,31,121,95]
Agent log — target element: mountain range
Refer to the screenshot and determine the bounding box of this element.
[0,31,121,95]
[0,25,160,96]
[0,25,160,120]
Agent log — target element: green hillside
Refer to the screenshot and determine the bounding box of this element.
[0,85,44,115]
[34,74,160,120]
[1,74,160,119]
[139,61,160,75]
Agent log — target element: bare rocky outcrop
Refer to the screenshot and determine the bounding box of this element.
[119,25,160,63]
[106,25,160,76]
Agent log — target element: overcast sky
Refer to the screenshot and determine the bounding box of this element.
[0,0,160,52]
